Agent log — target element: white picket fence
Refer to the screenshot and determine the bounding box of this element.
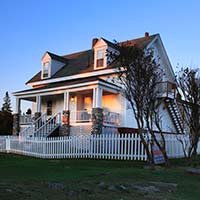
[0,134,199,161]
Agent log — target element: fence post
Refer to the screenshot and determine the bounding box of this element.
[6,136,10,153]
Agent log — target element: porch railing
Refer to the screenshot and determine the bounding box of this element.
[19,113,48,138]
[70,110,92,123]
[19,113,61,138]
[103,111,120,126]
[157,81,177,99]
[34,113,61,137]
[70,110,120,126]
[20,114,34,124]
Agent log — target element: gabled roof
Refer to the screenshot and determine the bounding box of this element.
[26,33,158,84]
[119,34,157,48]
[101,37,117,49]
[46,51,68,63]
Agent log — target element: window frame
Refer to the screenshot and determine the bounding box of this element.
[42,61,51,79]
[94,48,107,69]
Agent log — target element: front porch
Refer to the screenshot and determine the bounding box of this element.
[13,78,121,137]
[18,90,121,125]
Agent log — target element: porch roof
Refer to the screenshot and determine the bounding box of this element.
[13,77,121,96]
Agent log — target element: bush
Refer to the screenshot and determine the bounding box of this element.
[0,111,13,135]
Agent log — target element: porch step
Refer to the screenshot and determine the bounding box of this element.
[166,99,184,134]
[19,113,61,138]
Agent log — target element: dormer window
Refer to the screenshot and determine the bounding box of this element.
[42,62,50,78]
[94,48,107,70]
[96,49,104,68]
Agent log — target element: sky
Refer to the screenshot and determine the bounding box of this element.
[0,0,200,112]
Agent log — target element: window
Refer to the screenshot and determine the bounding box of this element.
[43,62,50,78]
[96,49,104,68]
[47,100,52,115]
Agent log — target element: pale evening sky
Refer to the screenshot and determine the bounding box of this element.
[0,0,200,112]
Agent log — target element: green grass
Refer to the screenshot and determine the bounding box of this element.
[0,153,200,200]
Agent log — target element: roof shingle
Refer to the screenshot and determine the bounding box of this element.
[26,34,158,84]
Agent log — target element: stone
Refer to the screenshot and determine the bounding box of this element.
[186,168,200,175]
[118,185,129,192]
[149,181,178,188]
[92,107,103,135]
[62,110,70,125]
[135,185,160,193]
[97,181,106,188]
[48,182,65,190]
[97,172,111,176]
[81,187,92,193]
[107,185,118,192]
[67,190,78,198]
[5,189,13,193]
[59,110,70,136]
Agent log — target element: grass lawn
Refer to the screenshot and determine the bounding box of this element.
[0,153,200,200]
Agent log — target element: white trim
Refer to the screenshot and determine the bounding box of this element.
[95,86,103,108]
[41,60,51,79]
[146,35,158,49]
[70,122,92,126]
[27,68,116,87]
[36,96,41,112]
[98,82,120,94]
[15,81,98,96]
[94,48,107,70]
[157,35,176,80]
[92,88,96,108]
[146,34,175,81]
[14,80,120,97]
[64,91,69,110]
[16,86,95,99]
[15,97,21,113]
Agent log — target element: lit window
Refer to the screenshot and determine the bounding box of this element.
[96,49,104,68]
[43,62,50,78]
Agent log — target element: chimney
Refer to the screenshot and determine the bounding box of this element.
[145,32,149,37]
[92,38,98,48]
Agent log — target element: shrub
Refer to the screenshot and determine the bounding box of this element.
[0,111,13,135]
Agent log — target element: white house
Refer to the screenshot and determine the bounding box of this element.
[13,32,184,137]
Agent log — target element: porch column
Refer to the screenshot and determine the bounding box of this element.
[95,86,103,108]
[35,95,41,120]
[63,91,69,110]
[60,91,70,136]
[36,95,41,112]
[15,97,21,114]
[92,88,96,108]
[92,86,103,135]
[13,97,21,135]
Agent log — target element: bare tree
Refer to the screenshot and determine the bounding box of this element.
[144,80,170,167]
[108,45,169,166]
[177,67,200,165]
